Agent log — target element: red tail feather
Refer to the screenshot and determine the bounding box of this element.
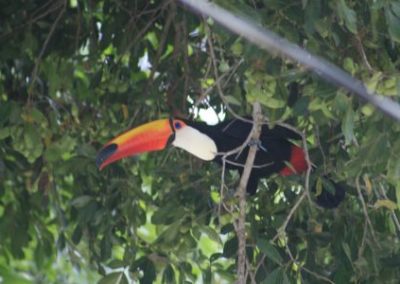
[279,145,309,176]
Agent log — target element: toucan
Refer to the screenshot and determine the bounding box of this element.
[96,117,345,208]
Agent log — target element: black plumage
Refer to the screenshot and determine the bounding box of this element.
[184,118,302,195]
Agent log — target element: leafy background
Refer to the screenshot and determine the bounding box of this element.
[1,0,400,283]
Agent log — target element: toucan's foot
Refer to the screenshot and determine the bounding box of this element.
[247,139,268,152]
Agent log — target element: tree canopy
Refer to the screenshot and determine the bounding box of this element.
[1,0,400,283]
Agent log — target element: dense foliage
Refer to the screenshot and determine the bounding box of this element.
[1,0,400,283]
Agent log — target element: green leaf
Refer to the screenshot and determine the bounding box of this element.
[223,237,238,258]
[386,5,400,42]
[101,235,112,260]
[343,57,356,75]
[374,199,398,210]
[221,224,234,234]
[98,272,128,284]
[256,239,283,265]
[391,2,400,17]
[219,60,230,73]
[342,242,353,264]
[71,195,93,208]
[107,260,127,269]
[0,265,32,284]
[361,104,375,116]
[0,127,11,140]
[259,97,286,109]
[210,253,222,262]
[72,225,82,245]
[200,226,222,244]
[315,177,323,196]
[224,95,241,106]
[31,107,48,127]
[45,136,77,162]
[130,257,156,284]
[231,41,243,56]
[337,0,358,33]
[262,267,290,284]
[396,183,400,210]
[321,178,336,195]
[304,0,322,34]
[12,124,43,163]
[145,32,159,50]
[162,264,175,283]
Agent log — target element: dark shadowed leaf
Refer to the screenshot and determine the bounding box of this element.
[256,239,283,265]
[262,267,290,284]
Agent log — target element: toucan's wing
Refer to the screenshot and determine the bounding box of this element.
[217,119,251,142]
[216,119,294,170]
[218,119,301,141]
[261,124,302,141]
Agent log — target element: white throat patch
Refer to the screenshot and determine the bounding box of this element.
[172,126,217,161]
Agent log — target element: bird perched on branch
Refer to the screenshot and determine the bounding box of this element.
[96,117,345,208]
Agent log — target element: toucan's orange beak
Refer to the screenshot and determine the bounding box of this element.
[96,119,173,170]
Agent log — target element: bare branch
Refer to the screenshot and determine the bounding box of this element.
[357,219,369,259]
[272,190,307,242]
[28,0,67,104]
[354,34,373,72]
[245,258,257,284]
[178,0,400,121]
[235,102,262,284]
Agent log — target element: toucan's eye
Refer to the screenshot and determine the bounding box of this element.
[174,121,182,129]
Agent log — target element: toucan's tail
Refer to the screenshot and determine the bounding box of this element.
[312,177,346,209]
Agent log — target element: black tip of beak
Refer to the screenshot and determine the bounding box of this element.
[96,143,118,169]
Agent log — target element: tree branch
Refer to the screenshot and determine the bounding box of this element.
[178,0,400,121]
[272,190,307,242]
[235,102,262,284]
[28,0,67,104]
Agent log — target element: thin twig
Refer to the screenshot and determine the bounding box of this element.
[224,160,273,169]
[254,253,266,278]
[301,266,335,284]
[354,34,373,72]
[357,219,369,259]
[272,190,307,242]
[218,158,229,222]
[28,0,67,104]
[245,258,257,284]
